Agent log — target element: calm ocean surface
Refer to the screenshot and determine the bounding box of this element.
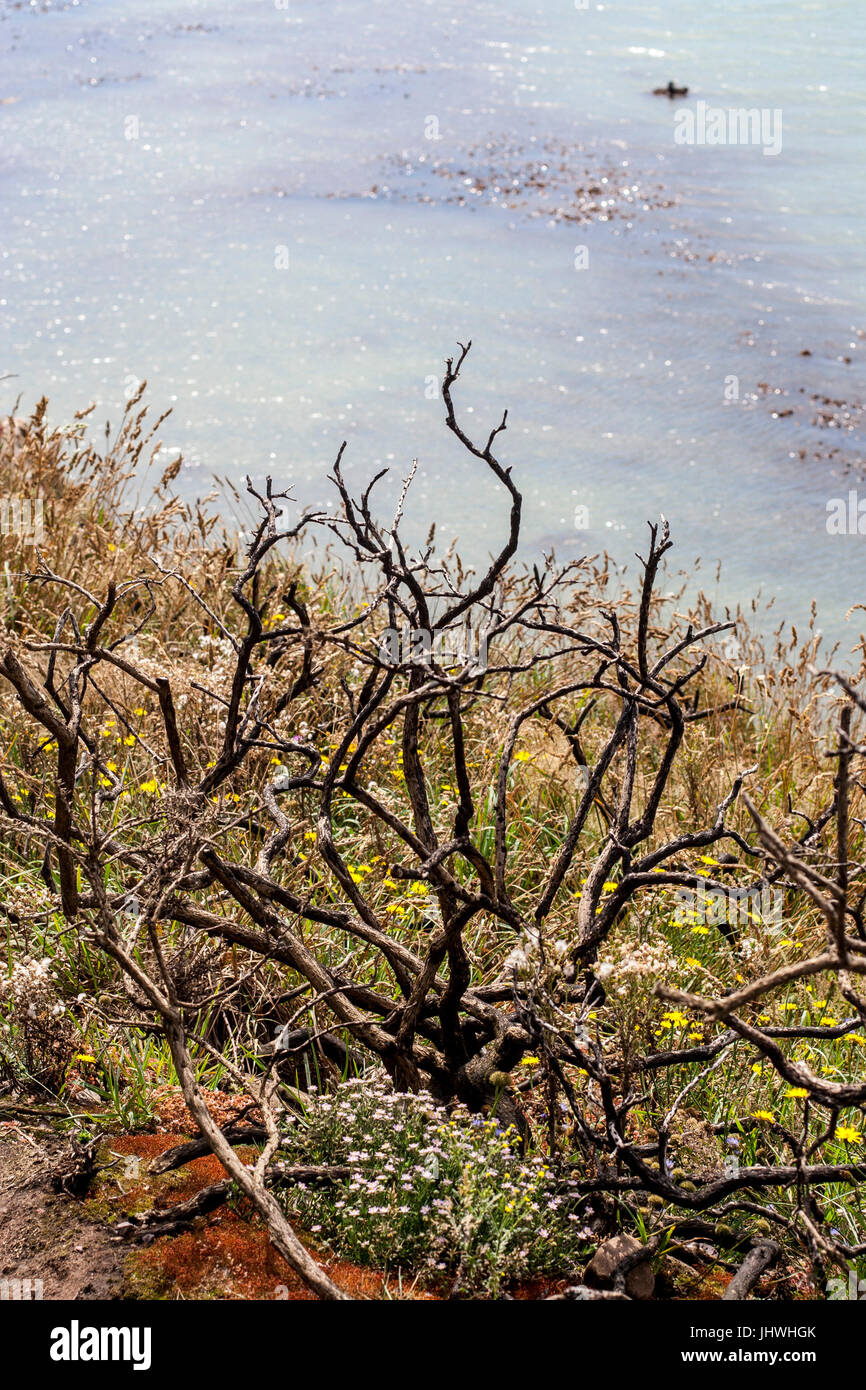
[1,0,865,648]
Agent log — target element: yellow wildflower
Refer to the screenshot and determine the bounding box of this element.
[663,1010,689,1027]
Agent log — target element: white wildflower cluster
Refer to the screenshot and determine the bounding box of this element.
[596,936,678,1000]
[502,930,572,981]
[502,936,537,977]
[1,955,61,1017]
[502,928,544,977]
[1,878,56,919]
[0,955,78,1091]
[277,1075,588,1295]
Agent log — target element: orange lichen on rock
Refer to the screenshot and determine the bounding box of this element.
[129,1218,405,1300]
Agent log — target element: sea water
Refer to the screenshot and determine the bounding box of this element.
[1,0,864,648]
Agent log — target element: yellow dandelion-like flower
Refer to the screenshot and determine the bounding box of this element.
[663,1010,689,1027]
[837,1125,862,1144]
[752,1110,775,1123]
[785,1087,809,1099]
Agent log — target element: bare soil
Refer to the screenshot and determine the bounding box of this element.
[0,1123,125,1299]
